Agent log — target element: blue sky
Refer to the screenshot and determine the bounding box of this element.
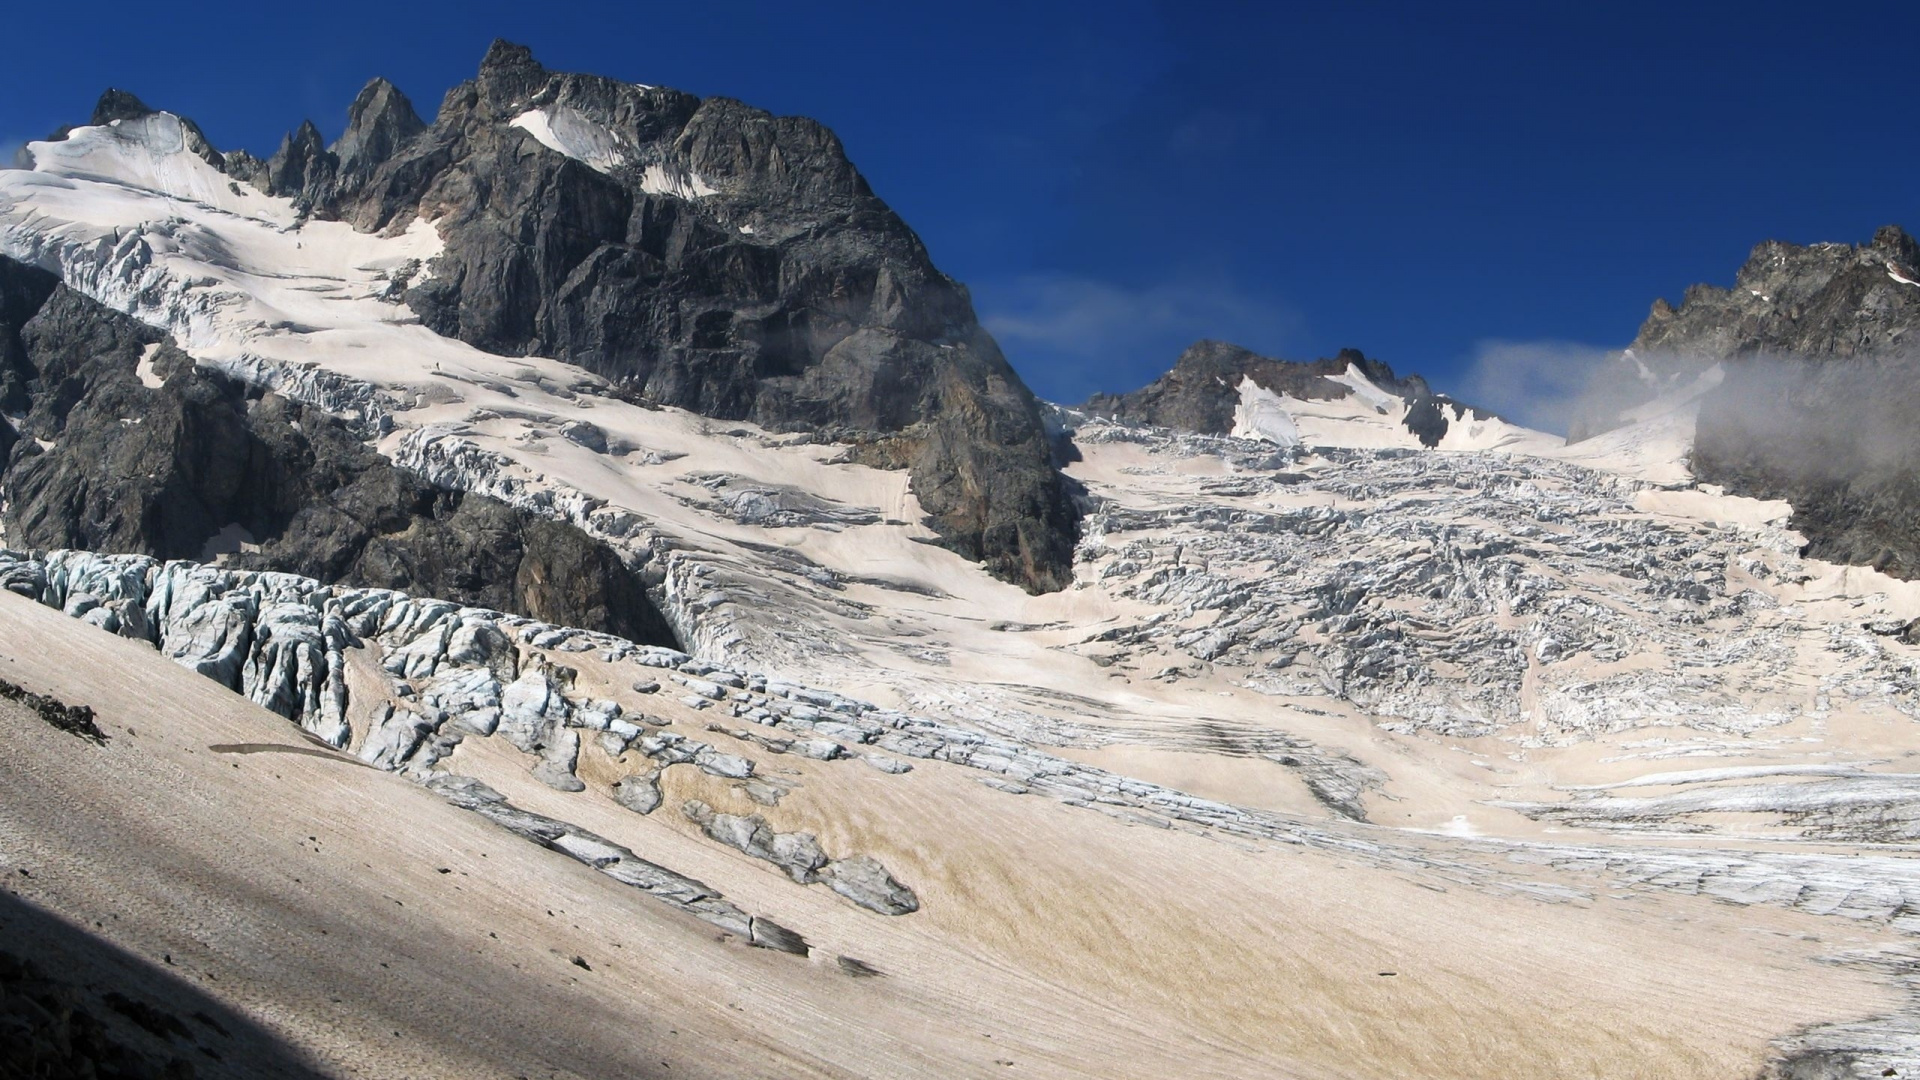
[3,1,1916,430]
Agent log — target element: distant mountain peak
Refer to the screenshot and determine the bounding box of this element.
[90,88,155,126]
[1082,339,1502,450]
[333,77,425,177]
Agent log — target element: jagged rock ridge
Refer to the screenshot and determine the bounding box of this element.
[242,40,1076,593]
[1570,225,1920,577]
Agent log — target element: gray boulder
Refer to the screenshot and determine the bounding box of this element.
[498,665,573,753]
[612,771,662,814]
[820,855,920,916]
[530,725,586,792]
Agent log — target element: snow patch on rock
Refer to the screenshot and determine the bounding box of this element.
[1229,377,1300,446]
[134,342,164,389]
[509,106,631,174]
[639,163,718,200]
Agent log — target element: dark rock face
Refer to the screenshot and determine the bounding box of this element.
[332,77,427,183]
[0,258,676,646]
[1691,353,1920,577]
[0,257,60,422]
[264,120,335,206]
[1084,340,1487,448]
[257,40,1075,592]
[90,88,155,126]
[1570,226,1920,579]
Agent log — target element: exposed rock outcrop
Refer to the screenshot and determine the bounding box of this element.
[682,799,919,914]
[0,258,677,644]
[0,255,58,420]
[0,676,105,744]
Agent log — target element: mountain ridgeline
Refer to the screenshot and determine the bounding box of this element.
[233,40,1076,593]
[1084,339,1496,448]
[1570,225,1920,578]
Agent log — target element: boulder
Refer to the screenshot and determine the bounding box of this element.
[820,855,920,916]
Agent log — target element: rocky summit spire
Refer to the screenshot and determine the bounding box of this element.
[89,88,154,126]
[475,39,547,105]
[265,119,336,205]
[332,77,425,175]
[480,38,540,72]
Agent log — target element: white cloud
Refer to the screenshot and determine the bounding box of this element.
[1455,338,1615,435]
[0,140,25,170]
[973,272,1299,402]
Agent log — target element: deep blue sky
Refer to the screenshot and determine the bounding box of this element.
[3,1,1916,429]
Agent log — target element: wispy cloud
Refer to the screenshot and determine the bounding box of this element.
[0,140,25,170]
[974,272,1299,403]
[1456,339,1615,435]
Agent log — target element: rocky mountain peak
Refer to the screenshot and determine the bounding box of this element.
[263,119,335,205]
[89,88,154,126]
[1875,223,1920,268]
[480,37,541,75]
[332,77,425,175]
[1566,223,1920,579]
[473,38,553,108]
[1570,223,1920,442]
[382,43,1078,590]
[25,41,1080,594]
[1084,339,1473,447]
